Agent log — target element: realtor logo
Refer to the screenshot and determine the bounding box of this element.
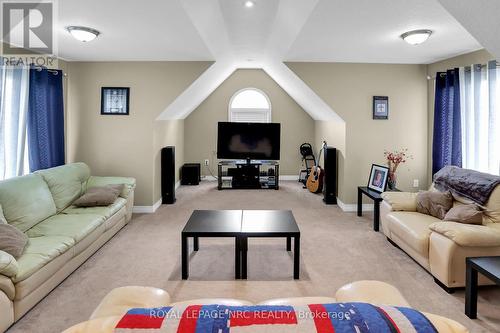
[2,1,54,55]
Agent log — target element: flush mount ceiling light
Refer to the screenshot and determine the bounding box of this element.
[400,29,432,45]
[244,0,255,8]
[66,26,100,42]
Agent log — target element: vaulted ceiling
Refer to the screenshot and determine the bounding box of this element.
[56,0,485,121]
[58,0,481,63]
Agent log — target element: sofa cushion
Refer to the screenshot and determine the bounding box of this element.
[35,163,91,212]
[0,250,19,277]
[385,211,440,256]
[0,224,28,258]
[13,235,74,283]
[86,176,136,199]
[0,174,57,232]
[429,222,500,247]
[26,214,105,243]
[63,198,127,219]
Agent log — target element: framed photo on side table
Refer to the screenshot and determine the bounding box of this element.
[373,96,388,119]
[101,87,130,115]
[367,164,389,193]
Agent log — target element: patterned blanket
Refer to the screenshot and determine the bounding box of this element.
[433,165,500,205]
[114,302,438,332]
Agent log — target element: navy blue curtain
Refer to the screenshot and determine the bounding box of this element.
[27,68,65,172]
[432,69,462,175]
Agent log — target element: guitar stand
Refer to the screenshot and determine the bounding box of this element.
[298,143,316,186]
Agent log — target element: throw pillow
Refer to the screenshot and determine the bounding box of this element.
[0,205,7,224]
[444,204,483,225]
[0,224,28,258]
[416,190,453,220]
[73,184,124,207]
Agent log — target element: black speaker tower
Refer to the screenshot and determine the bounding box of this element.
[323,147,337,204]
[161,146,176,204]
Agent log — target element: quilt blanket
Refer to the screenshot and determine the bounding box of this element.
[114,302,438,333]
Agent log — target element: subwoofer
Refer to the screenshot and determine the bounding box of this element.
[161,146,176,204]
[181,163,200,185]
[323,147,337,204]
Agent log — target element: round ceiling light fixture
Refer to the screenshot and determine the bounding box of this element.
[400,29,432,45]
[66,26,100,42]
[244,0,255,8]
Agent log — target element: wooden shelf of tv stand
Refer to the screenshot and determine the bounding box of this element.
[217,160,279,190]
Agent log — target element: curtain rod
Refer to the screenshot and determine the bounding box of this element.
[427,61,499,80]
[32,66,67,77]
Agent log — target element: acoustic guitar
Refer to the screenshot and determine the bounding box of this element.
[306,141,327,193]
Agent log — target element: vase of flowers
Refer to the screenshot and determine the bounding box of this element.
[384,149,411,190]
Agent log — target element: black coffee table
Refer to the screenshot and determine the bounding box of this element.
[181,210,242,279]
[181,210,300,280]
[465,256,500,319]
[240,210,300,279]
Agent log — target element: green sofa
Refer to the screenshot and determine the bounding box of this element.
[0,163,135,332]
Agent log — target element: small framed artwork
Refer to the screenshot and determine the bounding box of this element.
[101,87,130,115]
[367,164,389,193]
[373,96,388,119]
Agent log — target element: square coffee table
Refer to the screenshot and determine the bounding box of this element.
[181,210,242,279]
[240,210,301,279]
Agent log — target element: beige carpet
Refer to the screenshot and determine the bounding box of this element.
[7,181,500,333]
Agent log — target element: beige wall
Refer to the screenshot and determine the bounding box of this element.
[184,69,315,176]
[426,49,494,181]
[66,61,210,206]
[288,63,429,204]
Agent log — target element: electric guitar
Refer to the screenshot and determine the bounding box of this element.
[306,141,327,193]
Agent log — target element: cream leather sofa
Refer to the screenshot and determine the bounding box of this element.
[0,163,135,332]
[63,281,468,333]
[381,184,500,291]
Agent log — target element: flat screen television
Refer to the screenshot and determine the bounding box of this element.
[217,122,281,160]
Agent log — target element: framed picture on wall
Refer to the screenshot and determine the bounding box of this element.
[367,164,389,193]
[101,87,130,115]
[373,96,388,119]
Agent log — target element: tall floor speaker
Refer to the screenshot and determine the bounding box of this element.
[323,147,337,204]
[161,146,176,204]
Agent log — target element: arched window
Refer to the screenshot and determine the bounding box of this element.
[228,88,271,123]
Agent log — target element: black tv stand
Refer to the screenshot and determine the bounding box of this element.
[218,160,279,190]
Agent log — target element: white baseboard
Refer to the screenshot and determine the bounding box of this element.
[133,198,162,214]
[133,181,180,214]
[336,198,374,212]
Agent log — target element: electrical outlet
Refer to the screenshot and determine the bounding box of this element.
[204,159,209,166]
[413,179,419,188]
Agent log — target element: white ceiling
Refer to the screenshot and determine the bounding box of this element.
[286,0,482,64]
[56,0,483,64]
[56,0,212,61]
[437,0,500,60]
[54,0,487,122]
